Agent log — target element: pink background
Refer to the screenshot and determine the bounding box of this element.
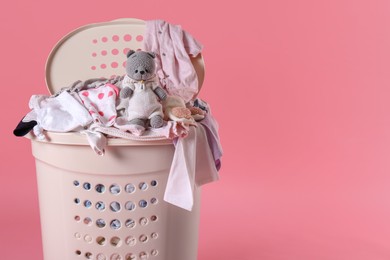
[2,0,390,259]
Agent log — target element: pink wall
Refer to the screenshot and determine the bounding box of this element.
[2,0,390,259]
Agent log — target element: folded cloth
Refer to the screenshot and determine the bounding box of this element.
[83,120,190,156]
[96,120,190,141]
[53,76,122,97]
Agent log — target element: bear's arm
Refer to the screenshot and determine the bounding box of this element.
[154,86,167,101]
[120,87,133,99]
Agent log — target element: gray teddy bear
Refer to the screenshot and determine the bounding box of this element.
[119,50,167,133]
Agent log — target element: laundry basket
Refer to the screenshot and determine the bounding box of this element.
[27,18,204,260]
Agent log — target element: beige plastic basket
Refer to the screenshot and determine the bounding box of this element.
[28,18,204,260]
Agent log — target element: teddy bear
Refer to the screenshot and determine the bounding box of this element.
[118,50,167,135]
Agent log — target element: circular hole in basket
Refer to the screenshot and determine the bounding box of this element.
[125,236,136,246]
[151,232,158,239]
[83,200,92,208]
[150,215,158,222]
[110,201,121,212]
[110,253,122,260]
[136,35,143,42]
[125,201,135,211]
[139,234,148,243]
[125,219,135,228]
[95,184,105,193]
[83,182,91,190]
[84,234,93,243]
[125,253,136,260]
[74,215,81,222]
[75,250,81,255]
[139,200,148,208]
[96,219,106,228]
[125,183,135,193]
[151,249,158,256]
[110,219,121,230]
[111,48,119,55]
[139,182,148,191]
[73,180,80,186]
[96,236,106,246]
[139,217,148,226]
[85,252,93,259]
[110,236,121,247]
[150,197,158,205]
[123,34,132,42]
[109,184,121,195]
[84,217,92,225]
[150,180,158,187]
[74,198,80,204]
[96,253,107,260]
[139,251,148,260]
[95,201,105,211]
[111,62,118,68]
[123,48,130,55]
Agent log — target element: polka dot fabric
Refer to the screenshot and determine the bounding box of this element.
[79,84,119,126]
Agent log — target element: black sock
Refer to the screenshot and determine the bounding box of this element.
[13,118,37,137]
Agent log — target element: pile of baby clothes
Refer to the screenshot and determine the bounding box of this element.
[14,20,222,211]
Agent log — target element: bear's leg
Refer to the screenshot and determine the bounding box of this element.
[129,118,146,127]
[150,115,164,128]
[127,118,147,136]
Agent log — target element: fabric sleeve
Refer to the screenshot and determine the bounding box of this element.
[182,29,203,57]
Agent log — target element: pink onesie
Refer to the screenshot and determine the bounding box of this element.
[144,20,203,103]
[79,84,119,126]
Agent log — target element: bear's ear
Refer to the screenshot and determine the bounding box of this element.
[147,52,156,59]
[126,50,136,58]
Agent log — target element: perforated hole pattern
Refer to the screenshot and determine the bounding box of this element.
[90,34,144,75]
[71,179,161,258]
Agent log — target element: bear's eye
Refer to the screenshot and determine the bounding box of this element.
[135,70,138,73]
[145,69,149,73]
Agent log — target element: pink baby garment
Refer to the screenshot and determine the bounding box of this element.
[79,83,119,126]
[144,20,203,103]
[164,125,219,211]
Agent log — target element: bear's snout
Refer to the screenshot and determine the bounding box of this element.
[135,68,146,75]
